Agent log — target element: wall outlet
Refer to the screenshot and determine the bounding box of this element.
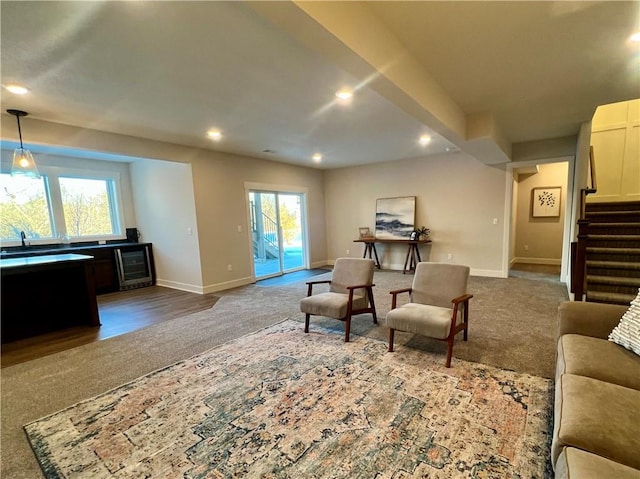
[524,244,529,251]
[447,253,453,260]
[493,218,499,225]
[237,225,242,233]
[346,249,350,255]
[227,264,233,271]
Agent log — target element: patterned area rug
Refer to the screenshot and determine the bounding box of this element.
[25,320,553,478]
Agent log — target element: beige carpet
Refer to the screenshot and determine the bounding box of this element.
[1,269,568,478]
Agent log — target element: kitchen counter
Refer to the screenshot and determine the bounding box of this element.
[0,253,94,268]
[1,241,150,258]
[1,253,101,343]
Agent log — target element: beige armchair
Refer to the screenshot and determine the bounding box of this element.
[386,262,472,367]
[300,257,377,342]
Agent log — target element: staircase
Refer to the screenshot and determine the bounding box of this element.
[582,201,640,305]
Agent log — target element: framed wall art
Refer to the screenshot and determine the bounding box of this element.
[375,196,416,239]
[359,227,373,239]
[532,187,561,218]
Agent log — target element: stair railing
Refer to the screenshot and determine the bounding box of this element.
[252,206,280,261]
[571,146,597,300]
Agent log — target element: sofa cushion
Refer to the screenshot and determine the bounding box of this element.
[558,301,629,339]
[609,289,640,356]
[555,447,640,479]
[552,374,640,470]
[557,334,640,390]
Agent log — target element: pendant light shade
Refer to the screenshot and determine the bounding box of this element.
[7,109,40,179]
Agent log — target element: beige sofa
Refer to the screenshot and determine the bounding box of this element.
[552,301,640,478]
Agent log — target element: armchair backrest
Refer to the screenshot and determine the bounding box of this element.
[411,262,470,308]
[330,258,375,295]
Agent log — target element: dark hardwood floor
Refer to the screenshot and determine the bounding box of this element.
[1,266,558,368]
[1,286,219,368]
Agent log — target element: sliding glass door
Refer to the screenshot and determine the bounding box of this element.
[250,191,305,279]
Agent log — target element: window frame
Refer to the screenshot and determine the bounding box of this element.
[1,165,126,247]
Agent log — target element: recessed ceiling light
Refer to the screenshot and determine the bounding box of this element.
[207,129,222,141]
[419,135,432,146]
[5,84,29,95]
[630,32,640,42]
[335,88,353,101]
[312,153,322,163]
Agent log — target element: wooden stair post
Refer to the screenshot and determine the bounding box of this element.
[573,219,590,301]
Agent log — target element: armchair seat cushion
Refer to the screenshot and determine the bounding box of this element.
[300,292,366,319]
[557,334,640,390]
[386,303,455,339]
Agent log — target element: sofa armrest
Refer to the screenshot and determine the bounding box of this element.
[558,301,628,339]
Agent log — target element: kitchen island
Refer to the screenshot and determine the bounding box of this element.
[1,254,100,343]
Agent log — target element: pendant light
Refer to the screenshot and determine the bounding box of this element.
[7,109,40,179]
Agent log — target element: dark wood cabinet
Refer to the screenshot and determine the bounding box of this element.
[0,242,154,295]
[1,254,101,343]
[85,247,118,293]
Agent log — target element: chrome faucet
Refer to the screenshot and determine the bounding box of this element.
[20,231,26,247]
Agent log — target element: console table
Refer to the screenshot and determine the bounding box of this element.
[353,238,432,273]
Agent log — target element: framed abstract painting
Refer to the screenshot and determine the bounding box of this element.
[532,187,561,217]
[375,196,416,239]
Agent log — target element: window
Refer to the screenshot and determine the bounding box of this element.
[0,169,124,245]
[59,177,115,236]
[0,174,53,240]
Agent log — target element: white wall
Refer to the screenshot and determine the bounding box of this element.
[324,152,507,277]
[0,149,137,232]
[589,98,640,203]
[130,159,203,293]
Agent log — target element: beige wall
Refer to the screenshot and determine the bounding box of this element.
[130,159,203,293]
[324,152,506,276]
[513,162,569,265]
[190,150,326,293]
[589,98,640,203]
[3,114,598,290]
[0,118,327,293]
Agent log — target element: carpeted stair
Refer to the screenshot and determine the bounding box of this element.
[584,201,640,305]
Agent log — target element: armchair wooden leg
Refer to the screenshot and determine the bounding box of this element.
[388,328,395,352]
[445,339,454,368]
[368,287,378,323]
[463,304,469,341]
[304,314,310,333]
[344,315,351,342]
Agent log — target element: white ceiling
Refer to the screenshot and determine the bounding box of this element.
[1,1,638,169]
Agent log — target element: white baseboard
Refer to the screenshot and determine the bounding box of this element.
[155,279,204,294]
[311,260,331,268]
[156,276,255,295]
[511,257,561,266]
[470,268,507,278]
[202,276,254,294]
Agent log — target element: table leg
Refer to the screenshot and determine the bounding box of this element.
[372,243,381,269]
[403,245,412,274]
